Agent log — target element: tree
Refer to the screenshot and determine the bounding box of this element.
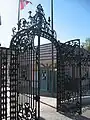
[82,38,90,51]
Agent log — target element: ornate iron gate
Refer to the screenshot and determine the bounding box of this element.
[57,39,82,115]
[0,4,86,120]
[9,35,39,119]
[9,4,60,120]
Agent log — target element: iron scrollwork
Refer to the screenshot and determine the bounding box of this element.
[12,4,57,40]
[18,103,36,120]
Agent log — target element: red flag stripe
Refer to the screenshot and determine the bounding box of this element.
[20,0,32,10]
[20,0,24,10]
[26,1,32,4]
[26,0,32,4]
[26,1,30,5]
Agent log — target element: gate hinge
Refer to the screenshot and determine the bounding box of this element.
[34,95,40,102]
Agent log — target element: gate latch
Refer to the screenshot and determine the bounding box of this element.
[34,95,40,102]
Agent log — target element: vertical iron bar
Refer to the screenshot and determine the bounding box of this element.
[38,35,40,119]
[31,41,32,109]
[15,50,16,119]
[18,51,20,107]
[10,50,11,120]
[0,48,1,120]
[2,49,4,119]
[57,49,61,111]
[24,50,26,103]
[28,44,31,104]
[35,48,38,119]
[5,49,7,119]
[22,55,23,104]
[10,49,17,119]
[1,49,3,119]
[33,39,35,109]
[57,50,58,111]
[51,42,54,96]
[16,50,18,119]
[79,39,82,115]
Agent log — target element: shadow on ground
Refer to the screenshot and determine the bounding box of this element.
[40,100,56,109]
[40,117,46,120]
[40,96,90,120]
[59,112,90,120]
[74,115,90,120]
[40,91,56,98]
[40,100,90,120]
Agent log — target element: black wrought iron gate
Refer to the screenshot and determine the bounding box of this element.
[9,4,60,120]
[57,39,82,115]
[9,35,39,119]
[0,3,86,120]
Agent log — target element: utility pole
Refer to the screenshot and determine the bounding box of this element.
[51,0,54,96]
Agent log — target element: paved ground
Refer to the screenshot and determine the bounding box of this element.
[6,91,90,120]
[40,96,90,120]
[40,96,72,120]
[82,107,90,119]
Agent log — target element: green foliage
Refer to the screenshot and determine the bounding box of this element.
[82,38,90,51]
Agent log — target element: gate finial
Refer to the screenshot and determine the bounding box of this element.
[36,4,44,14]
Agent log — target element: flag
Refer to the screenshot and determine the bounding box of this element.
[20,0,32,10]
[0,16,1,25]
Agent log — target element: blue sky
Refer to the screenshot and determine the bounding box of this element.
[0,0,90,47]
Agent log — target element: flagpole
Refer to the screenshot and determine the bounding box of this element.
[51,0,54,97]
[51,0,53,31]
[18,0,20,30]
[17,1,20,116]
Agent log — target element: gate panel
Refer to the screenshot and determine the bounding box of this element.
[17,41,38,120]
[9,4,60,119]
[57,48,61,111]
[10,32,40,119]
[57,39,82,115]
[10,49,18,119]
[0,47,8,119]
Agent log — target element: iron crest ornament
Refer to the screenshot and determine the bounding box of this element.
[11,4,58,53]
[12,4,57,40]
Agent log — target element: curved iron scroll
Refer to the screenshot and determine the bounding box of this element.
[12,4,57,40]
